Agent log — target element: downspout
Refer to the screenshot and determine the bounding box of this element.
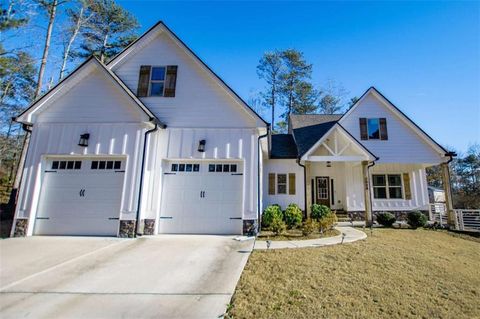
[297,159,307,217]
[366,157,379,226]
[257,124,270,234]
[135,119,161,236]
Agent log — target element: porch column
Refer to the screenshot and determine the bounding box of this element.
[361,161,373,226]
[441,162,456,228]
[305,162,312,218]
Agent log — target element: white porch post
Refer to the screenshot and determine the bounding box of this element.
[361,161,373,226]
[441,162,456,228]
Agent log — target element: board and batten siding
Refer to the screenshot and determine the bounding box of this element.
[111,31,263,128]
[263,159,305,210]
[340,94,443,164]
[344,162,430,212]
[139,128,261,227]
[15,122,147,235]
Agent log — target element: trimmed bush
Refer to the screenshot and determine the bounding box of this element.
[284,203,303,229]
[302,219,318,236]
[377,212,396,227]
[407,211,427,229]
[270,218,286,235]
[262,205,283,228]
[311,204,330,221]
[318,212,338,233]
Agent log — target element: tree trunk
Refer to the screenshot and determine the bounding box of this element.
[34,0,58,99]
[100,33,109,63]
[59,6,84,80]
[271,86,275,131]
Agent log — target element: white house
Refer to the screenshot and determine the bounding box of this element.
[11,21,453,237]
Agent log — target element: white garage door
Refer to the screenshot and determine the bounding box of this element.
[34,158,125,236]
[159,162,243,234]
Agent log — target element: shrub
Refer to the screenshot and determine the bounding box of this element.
[376,212,396,227]
[262,205,283,228]
[270,217,286,235]
[407,211,427,229]
[311,204,330,221]
[302,219,318,236]
[284,203,303,229]
[318,212,338,233]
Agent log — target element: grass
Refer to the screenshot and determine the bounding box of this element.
[257,228,340,241]
[229,229,480,319]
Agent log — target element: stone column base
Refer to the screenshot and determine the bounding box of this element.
[13,218,28,237]
[243,219,257,236]
[119,220,136,238]
[143,219,155,235]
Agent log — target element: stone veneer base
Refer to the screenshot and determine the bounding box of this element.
[13,218,28,237]
[119,220,136,238]
[347,210,429,222]
[143,219,155,235]
[243,219,257,236]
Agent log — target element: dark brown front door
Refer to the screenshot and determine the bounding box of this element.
[316,176,330,207]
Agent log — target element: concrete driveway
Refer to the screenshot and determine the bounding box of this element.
[0,235,254,319]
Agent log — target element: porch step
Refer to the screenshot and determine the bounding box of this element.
[334,211,351,222]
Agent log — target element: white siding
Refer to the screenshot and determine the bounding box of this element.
[340,94,443,164]
[112,32,262,128]
[140,128,260,223]
[36,68,145,123]
[263,159,305,210]
[343,162,429,211]
[15,122,147,235]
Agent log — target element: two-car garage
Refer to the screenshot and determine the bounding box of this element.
[32,157,245,236]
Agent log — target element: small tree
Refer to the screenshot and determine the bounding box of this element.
[311,204,330,221]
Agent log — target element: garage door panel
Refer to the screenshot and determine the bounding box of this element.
[160,162,244,234]
[34,158,125,236]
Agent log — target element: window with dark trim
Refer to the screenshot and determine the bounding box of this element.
[91,160,122,170]
[373,174,403,199]
[277,174,287,194]
[170,163,200,173]
[52,160,82,170]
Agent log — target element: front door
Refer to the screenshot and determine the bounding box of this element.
[315,176,330,207]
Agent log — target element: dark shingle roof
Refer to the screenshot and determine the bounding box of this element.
[293,121,337,157]
[270,134,298,159]
[289,114,343,130]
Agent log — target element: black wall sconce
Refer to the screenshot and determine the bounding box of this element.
[198,139,206,152]
[78,133,90,147]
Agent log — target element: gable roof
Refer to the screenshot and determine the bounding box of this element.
[107,21,268,127]
[15,56,165,127]
[339,86,449,155]
[292,121,338,157]
[271,134,298,159]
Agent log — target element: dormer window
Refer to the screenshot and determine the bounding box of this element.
[359,118,388,140]
[137,65,178,97]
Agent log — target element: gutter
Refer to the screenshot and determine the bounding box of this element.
[296,159,307,218]
[257,125,270,233]
[135,120,163,236]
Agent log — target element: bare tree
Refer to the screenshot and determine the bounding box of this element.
[318,79,349,114]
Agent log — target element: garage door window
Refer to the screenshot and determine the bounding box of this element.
[171,163,200,172]
[52,160,82,170]
[208,164,237,173]
[91,160,122,170]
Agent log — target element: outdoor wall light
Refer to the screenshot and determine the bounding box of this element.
[326,161,332,168]
[198,139,206,152]
[78,133,90,147]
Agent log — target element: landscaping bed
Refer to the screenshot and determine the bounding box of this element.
[257,228,340,241]
[229,228,480,319]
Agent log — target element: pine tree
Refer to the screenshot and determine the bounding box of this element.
[257,51,282,130]
[79,0,139,63]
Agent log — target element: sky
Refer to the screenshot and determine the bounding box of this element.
[7,1,480,153]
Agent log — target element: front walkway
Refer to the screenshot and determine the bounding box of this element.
[254,226,367,250]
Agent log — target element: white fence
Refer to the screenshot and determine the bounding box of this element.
[429,204,480,232]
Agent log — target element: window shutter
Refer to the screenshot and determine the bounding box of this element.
[403,173,411,200]
[137,65,151,97]
[268,173,276,195]
[379,118,388,140]
[164,65,178,97]
[359,118,368,140]
[288,173,296,195]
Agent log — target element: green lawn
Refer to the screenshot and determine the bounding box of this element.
[229,229,480,319]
